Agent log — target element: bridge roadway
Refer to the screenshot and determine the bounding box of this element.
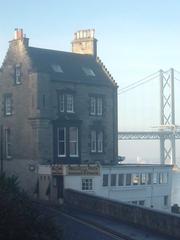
[118,131,180,140]
[36,201,174,240]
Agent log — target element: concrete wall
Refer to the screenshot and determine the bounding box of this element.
[64,189,180,239]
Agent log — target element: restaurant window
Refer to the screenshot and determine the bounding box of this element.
[82,178,93,190]
[132,173,140,185]
[103,174,108,186]
[111,174,116,186]
[140,173,146,185]
[126,174,132,186]
[118,174,124,186]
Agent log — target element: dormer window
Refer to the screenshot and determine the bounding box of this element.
[52,64,63,73]
[15,64,21,84]
[82,67,95,77]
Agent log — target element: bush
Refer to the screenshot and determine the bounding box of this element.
[0,174,62,240]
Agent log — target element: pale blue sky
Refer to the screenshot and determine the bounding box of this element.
[1,0,180,162]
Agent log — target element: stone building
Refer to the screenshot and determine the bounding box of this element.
[0,29,118,194]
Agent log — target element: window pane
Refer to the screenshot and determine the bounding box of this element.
[5,128,11,159]
[69,127,78,157]
[153,172,158,184]
[103,174,108,186]
[97,97,102,116]
[97,132,103,152]
[164,195,168,207]
[52,64,63,73]
[139,200,145,206]
[140,173,146,185]
[5,96,12,116]
[67,94,74,112]
[133,173,140,185]
[90,97,96,115]
[59,94,64,112]
[111,174,116,186]
[126,174,132,186]
[118,174,124,186]
[82,178,93,190]
[163,172,168,184]
[147,173,152,185]
[15,65,21,84]
[57,128,66,156]
[159,172,163,184]
[82,67,95,77]
[91,131,96,152]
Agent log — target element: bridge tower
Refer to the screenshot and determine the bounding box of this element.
[118,68,180,165]
[159,68,176,164]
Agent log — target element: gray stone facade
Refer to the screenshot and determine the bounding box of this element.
[0,29,118,194]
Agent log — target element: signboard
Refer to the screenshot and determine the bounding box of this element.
[67,164,100,176]
[51,164,63,175]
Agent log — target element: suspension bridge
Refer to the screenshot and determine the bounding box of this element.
[118,68,180,165]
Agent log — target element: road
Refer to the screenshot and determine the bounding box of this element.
[36,201,175,240]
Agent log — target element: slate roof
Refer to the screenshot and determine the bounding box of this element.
[28,47,116,87]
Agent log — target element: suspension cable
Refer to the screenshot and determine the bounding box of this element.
[118,72,159,95]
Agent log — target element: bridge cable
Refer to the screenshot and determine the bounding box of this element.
[118,72,159,95]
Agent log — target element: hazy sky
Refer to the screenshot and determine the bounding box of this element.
[1,0,180,163]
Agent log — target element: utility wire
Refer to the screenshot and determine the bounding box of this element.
[118,73,159,95]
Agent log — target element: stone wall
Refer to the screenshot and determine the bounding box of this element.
[64,189,180,239]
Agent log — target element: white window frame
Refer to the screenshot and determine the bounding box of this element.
[90,97,96,115]
[66,94,74,113]
[57,127,66,157]
[102,174,109,186]
[97,97,103,116]
[5,95,12,116]
[69,127,78,157]
[91,131,96,152]
[97,132,103,153]
[82,178,93,190]
[15,64,21,84]
[59,94,65,112]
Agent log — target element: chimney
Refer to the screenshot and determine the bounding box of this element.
[12,28,29,46]
[72,29,97,58]
[14,28,24,40]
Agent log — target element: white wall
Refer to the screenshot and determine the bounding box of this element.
[64,164,172,211]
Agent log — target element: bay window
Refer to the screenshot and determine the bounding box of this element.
[57,126,79,158]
